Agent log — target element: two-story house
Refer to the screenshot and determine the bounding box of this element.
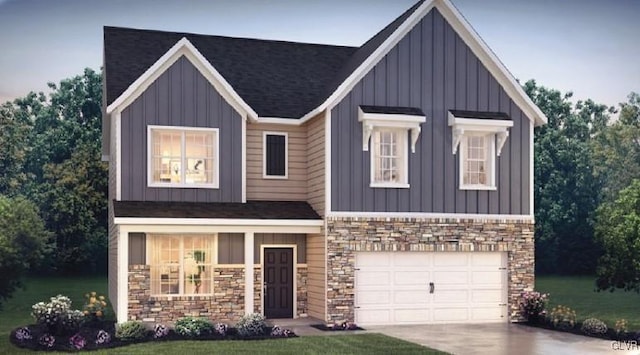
[103,0,547,326]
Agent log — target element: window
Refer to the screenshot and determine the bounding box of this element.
[358,106,426,189]
[371,129,408,187]
[148,126,219,188]
[263,132,288,178]
[448,110,513,190]
[149,235,214,295]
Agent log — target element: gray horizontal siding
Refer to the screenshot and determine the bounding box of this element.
[121,56,242,202]
[331,8,531,215]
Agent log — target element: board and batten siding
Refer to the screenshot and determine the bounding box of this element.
[120,56,242,203]
[246,123,307,201]
[306,113,325,216]
[254,233,306,264]
[306,233,325,320]
[331,8,530,215]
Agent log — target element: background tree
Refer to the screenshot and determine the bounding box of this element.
[0,195,51,309]
[595,179,640,292]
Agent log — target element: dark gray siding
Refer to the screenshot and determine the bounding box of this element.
[128,233,146,265]
[331,8,531,215]
[218,233,244,264]
[255,233,306,264]
[121,56,243,202]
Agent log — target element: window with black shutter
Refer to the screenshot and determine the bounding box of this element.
[264,133,287,178]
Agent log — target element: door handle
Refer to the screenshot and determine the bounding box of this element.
[429,282,435,294]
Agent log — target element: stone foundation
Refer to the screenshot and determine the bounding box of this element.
[325,217,534,323]
[128,265,244,323]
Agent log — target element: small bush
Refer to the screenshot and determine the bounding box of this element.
[14,327,32,342]
[39,334,55,348]
[83,291,109,320]
[153,324,170,339]
[549,305,576,330]
[115,321,146,341]
[519,291,549,323]
[95,329,112,344]
[69,333,86,350]
[236,313,267,337]
[581,318,608,336]
[270,325,294,337]
[175,317,213,337]
[31,295,84,335]
[615,319,628,335]
[214,323,228,337]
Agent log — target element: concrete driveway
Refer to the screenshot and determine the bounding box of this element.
[367,323,638,355]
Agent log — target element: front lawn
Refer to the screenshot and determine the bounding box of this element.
[0,277,444,354]
[536,275,640,330]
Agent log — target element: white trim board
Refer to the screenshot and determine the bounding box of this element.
[327,211,534,222]
[262,131,289,179]
[114,217,323,226]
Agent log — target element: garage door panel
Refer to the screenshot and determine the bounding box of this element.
[433,290,468,303]
[471,289,503,303]
[357,290,391,305]
[433,271,467,284]
[394,270,429,285]
[471,253,503,267]
[433,253,467,266]
[394,290,429,304]
[395,308,431,323]
[471,307,503,321]
[356,309,390,325]
[357,271,390,286]
[433,307,468,322]
[471,270,502,284]
[358,253,391,267]
[393,253,431,266]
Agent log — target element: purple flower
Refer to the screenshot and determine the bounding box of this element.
[153,324,169,339]
[14,327,32,341]
[96,329,111,344]
[69,333,86,350]
[39,334,56,348]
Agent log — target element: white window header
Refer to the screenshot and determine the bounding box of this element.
[358,107,426,153]
[448,111,513,156]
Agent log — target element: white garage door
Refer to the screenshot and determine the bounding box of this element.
[355,252,507,325]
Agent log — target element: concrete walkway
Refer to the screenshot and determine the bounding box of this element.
[367,323,638,355]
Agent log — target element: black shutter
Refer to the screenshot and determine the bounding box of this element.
[266,134,286,176]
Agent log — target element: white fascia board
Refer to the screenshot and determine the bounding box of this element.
[113,217,323,226]
[299,0,547,127]
[257,117,304,125]
[448,114,514,128]
[118,224,322,235]
[327,211,534,222]
[106,37,258,120]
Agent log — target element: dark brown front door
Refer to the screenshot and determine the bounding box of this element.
[264,248,293,318]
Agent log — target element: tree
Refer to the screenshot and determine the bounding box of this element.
[0,195,51,309]
[595,179,640,292]
[525,80,613,274]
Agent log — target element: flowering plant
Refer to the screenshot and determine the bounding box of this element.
[83,291,109,319]
[550,305,577,330]
[615,319,628,335]
[96,329,112,344]
[519,291,549,323]
[153,324,169,339]
[39,334,55,348]
[31,295,84,334]
[270,325,294,337]
[14,327,32,342]
[214,323,228,336]
[69,333,86,350]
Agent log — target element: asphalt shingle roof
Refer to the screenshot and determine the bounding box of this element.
[104,1,425,119]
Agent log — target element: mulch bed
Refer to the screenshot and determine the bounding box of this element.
[10,321,297,352]
[310,324,365,331]
[517,321,640,342]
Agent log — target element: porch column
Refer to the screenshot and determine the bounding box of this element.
[244,232,254,315]
[117,228,129,323]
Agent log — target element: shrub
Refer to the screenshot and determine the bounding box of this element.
[14,327,32,342]
[115,321,146,341]
[153,324,170,339]
[270,325,294,337]
[615,319,628,335]
[31,295,84,335]
[69,333,86,350]
[214,323,228,337]
[581,318,608,336]
[83,291,109,320]
[95,329,112,344]
[236,313,267,337]
[519,291,549,323]
[549,305,576,330]
[175,317,213,337]
[39,334,55,348]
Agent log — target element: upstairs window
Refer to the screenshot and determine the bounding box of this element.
[148,126,219,188]
[263,132,288,179]
[371,129,407,187]
[448,110,513,190]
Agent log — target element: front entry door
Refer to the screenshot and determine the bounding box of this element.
[264,248,294,318]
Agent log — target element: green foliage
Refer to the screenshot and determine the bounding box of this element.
[30,295,83,335]
[174,317,213,337]
[0,195,51,309]
[581,318,608,335]
[549,305,577,330]
[519,291,549,323]
[115,321,147,341]
[525,80,613,274]
[235,313,267,337]
[595,180,640,292]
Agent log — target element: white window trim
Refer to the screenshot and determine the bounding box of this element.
[369,128,410,189]
[262,131,288,179]
[147,125,220,189]
[147,233,217,297]
[448,112,513,191]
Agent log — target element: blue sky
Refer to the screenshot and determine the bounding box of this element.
[0,0,638,110]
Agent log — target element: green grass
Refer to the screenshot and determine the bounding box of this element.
[536,275,640,330]
[0,277,443,354]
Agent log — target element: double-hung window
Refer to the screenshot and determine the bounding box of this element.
[448,110,513,190]
[149,235,214,295]
[148,126,219,188]
[371,129,407,186]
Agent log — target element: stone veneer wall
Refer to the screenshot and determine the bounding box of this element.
[128,265,244,323]
[325,217,534,323]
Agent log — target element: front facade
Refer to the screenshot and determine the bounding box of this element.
[104,0,546,326]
